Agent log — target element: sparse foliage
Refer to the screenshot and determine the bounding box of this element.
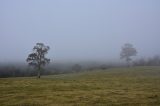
[120,43,137,66]
[26,43,50,78]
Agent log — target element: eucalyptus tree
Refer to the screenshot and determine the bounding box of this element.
[26,43,50,78]
[120,43,137,66]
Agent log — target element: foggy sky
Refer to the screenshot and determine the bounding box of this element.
[0,0,160,63]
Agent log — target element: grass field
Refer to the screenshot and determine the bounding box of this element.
[0,66,160,106]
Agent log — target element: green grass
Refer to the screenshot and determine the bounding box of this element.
[0,66,160,106]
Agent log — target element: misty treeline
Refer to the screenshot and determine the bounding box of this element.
[0,63,106,78]
[0,65,52,78]
[0,55,160,78]
[0,43,160,78]
[133,55,160,66]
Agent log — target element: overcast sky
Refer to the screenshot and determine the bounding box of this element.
[0,0,160,63]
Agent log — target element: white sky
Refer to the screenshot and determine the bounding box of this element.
[0,0,160,63]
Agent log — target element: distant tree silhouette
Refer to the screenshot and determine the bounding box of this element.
[72,64,82,73]
[26,43,50,78]
[99,64,111,70]
[133,58,146,66]
[120,43,137,66]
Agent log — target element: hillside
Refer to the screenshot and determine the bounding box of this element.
[0,66,160,106]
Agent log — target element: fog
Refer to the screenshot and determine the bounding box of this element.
[0,0,160,63]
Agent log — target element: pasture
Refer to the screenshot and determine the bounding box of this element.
[0,66,160,106]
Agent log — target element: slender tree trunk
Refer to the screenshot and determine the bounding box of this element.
[37,70,40,78]
[127,61,130,67]
[126,57,131,67]
[37,65,41,78]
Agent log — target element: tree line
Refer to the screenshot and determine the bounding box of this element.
[0,42,159,78]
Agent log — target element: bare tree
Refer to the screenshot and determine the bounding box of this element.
[120,43,137,66]
[26,43,50,78]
